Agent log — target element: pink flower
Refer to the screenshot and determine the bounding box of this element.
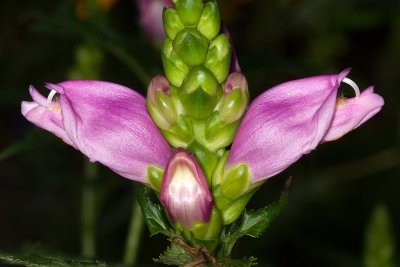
[21,81,172,183]
[227,69,384,183]
[160,149,213,229]
[136,0,174,43]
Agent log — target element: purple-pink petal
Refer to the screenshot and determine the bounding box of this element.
[160,149,213,229]
[21,81,172,183]
[227,69,350,183]
[322,87,384,142]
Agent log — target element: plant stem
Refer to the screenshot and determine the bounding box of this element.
[81,160,98,258]
[123,185,144,266]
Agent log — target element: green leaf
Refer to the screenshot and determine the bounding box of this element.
[363,203,396,267]
[220,256,258,267]
[154,242,194,266]
[219,192,288,257]
[0,251,106,267]
[136,185,173,237]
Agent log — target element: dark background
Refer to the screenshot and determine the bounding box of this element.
[0,0,399,266]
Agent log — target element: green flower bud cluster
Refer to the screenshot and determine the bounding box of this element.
[148,0,249,155]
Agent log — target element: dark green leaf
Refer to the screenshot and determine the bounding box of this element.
[154,242,194,266]
[219,192,288,257]
[220,256,258,267]
[0,251,106,267]
[136,185,173,237]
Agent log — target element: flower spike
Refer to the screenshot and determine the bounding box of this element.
[21,81,172,183]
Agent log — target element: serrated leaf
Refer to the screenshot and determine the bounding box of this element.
[220,256,258,267]
[136,185,173,237]
[0,251,106,267]
[363,204,395,267]
[154,242,194,266]
[219,192,288,257]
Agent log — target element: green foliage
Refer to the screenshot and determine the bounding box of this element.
[219,192,288,257]
[363,204,396,267]
[155,242,195,266]
[136,185,174,237]
[0,251,106,267]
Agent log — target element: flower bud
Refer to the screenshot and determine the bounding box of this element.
[179,66,221,120]
[197,1,220,40]
[163,8,184,40]
[204,34,231,83]
[175,0,204,26]
[161,39,189,87]
[147,75,176,129]
[218,72,249,124]
[160,149,213,229]
[173,29,209,66]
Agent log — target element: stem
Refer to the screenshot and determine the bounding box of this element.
[81,160,98,258]
[123,185,144,266]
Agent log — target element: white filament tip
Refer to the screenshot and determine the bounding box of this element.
[342,77,360,98]
[47,89,58,108]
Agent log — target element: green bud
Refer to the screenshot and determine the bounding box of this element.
[179,67,221,120]
[173,29,209,66]
[163,8,185,40]
[197,1,221,40]
[147,75,176,129]
[204,34,231,83]
[221,163,250,199]
[218,72,249,123]
[147,165,164,191]
[206,120,240,151]
[161,115,194,148]
[175,0,204,26]
[162,39,189,87]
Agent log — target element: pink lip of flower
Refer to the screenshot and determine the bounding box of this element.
[226,69,384,183]
[160,149,213,229]
[21,80,172,183]
[136,0,175,43]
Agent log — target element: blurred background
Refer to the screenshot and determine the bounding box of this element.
[0,0,399,266]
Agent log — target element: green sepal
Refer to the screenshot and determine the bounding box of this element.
[137,185,174,237]
[204,34,231,83]
[187,140,219,184]
[221,164,250,199]
[190,208,223,242]
[175,0,204,26]
[146,91,176,129]
[147,166,164,191]
[162,39,189,87]
[218,191,288,257]
[179,67,221,120]
[161,115,194,148]
[218,88,249,124]
[163,8,185,40]
[173,29,209,66]
[220,190,256,225]
[197,1,221,40]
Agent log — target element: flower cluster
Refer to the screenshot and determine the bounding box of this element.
[22,0,384,257]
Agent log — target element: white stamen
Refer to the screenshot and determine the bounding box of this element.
[342,77,360,98]
[47,90,58,108]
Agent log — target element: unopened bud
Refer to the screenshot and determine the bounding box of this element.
[173,29,209,66]
[218,72,249,124]
[160,149,213,229]
[204,34,231,83]
[163,8,185,40]
[147,75,176,129]
[175,0,204,26]
[204,112,240,151]
[179,67,221,120]
[197,1,220,40]
[162,39,189,87]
